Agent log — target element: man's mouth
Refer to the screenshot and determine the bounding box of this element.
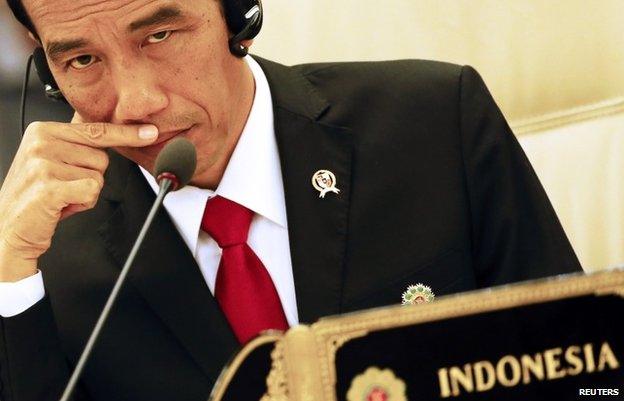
[141,125,196,153]
[154,125,195,145]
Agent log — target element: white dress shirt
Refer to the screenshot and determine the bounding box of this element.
[0,56,299,326]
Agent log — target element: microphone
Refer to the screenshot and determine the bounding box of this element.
[59,138,197,401]
[154,136,197,192]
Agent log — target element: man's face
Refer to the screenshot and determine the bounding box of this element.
[23,0,254,185]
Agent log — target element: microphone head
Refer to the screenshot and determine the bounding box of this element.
[154,138,197,191]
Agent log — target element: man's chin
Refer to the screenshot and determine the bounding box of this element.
[111,146,157,176]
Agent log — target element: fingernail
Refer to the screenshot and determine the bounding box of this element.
[138,125,158,140]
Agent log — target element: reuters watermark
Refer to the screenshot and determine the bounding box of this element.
[578,388,620,396]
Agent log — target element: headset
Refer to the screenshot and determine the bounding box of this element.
[19,0,263,132]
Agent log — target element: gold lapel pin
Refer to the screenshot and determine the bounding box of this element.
[312,169,341,198]
[402,283,435,305]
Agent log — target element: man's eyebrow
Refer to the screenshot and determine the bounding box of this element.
[46,39,89,64]
[128,5,185,32]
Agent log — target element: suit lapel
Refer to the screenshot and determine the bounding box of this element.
[255,57,354,323]
[98,153,238,381]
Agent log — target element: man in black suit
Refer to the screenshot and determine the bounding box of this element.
[0,0,581,400]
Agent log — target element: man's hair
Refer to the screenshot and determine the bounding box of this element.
[5,0,231,37]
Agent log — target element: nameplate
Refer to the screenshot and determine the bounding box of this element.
[210,270,624,401]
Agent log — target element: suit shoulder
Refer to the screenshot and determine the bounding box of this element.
[294,59,465,95]
[291,59,473,117]
[291,60,477,128]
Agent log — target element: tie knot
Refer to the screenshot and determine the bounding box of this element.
[201,196,253,248]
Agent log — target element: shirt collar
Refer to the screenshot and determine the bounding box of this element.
[140,55,287,252]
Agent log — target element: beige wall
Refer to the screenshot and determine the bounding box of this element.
[253,0,624,125]
[254,0,624,270]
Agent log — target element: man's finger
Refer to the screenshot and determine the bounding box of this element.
[55,142,109,173]
[27,121,159,148]
[54,178,103,208]
[47,162,104,187]
[60,204,91,221]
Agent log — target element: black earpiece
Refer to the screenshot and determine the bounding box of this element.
[32,47,66,102]
[227,0,263,57]
[29,0,264,102]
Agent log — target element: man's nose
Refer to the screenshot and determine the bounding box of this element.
[112,61,169,123]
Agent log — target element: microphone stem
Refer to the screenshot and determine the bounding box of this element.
[59,179,173,401]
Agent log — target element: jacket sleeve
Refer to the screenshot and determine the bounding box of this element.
[0,296,91,401]
[458,65,583,287]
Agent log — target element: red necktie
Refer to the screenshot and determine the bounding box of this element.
[201,195,289,343]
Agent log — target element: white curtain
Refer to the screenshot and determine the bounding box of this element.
[519,107,624,271]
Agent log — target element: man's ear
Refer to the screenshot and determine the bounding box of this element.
[241,39,254,49]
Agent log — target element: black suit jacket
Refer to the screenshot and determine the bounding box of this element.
[0,57,581,401]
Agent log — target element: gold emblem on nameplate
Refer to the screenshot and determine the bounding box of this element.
[347,367,407,401]
[312,169,341,198]
[402,283,435,305]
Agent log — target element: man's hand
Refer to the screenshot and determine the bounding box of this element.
[0,121,158,282]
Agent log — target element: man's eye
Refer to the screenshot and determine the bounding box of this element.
[69,55,96,70]
[146,30,172,44]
